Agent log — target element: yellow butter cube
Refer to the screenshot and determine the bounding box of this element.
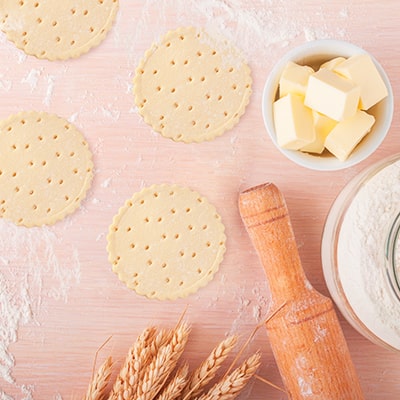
[305,68,360,121]
[334,53,388,110]
[301,111,337,154]
[320,57,346,70]
[273,93,315,150]
[279,61,314,98]
[325,110,375,161]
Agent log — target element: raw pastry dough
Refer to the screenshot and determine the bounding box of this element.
[133,27,252,143]
[0,111,93,227]
[0,0,119,60]
[107,184,226,300]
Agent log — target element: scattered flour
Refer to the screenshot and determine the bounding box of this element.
[0,392,14,400]
[21,69,42,92]
[100,105,121,121]
[43,75,56,106]
[0,220,80,396]
[129,0,350,66]
[68,112,79,124]
[101,177,112,188]
[0,73,12,92]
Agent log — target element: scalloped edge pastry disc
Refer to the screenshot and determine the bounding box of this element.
[107,184,226,300]
[133,27,252,143]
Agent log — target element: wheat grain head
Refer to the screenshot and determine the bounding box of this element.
[182,335,238,400]
[83,356,113,400]
[195,352,261,400]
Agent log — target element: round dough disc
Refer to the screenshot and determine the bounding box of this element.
[0,111,93,227]
[0,0,119,60]
[133,26,252,143]
[107,184,226,300]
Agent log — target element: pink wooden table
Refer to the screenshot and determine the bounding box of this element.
[1,1,399,399]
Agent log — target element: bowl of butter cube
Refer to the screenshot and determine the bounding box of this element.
[262,39,393,171]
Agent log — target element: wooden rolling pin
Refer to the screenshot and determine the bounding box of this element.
[239,183,364,400]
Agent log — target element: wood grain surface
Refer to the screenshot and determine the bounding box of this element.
[0,1,399,399]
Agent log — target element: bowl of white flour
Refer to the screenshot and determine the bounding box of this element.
[321,153,400,351]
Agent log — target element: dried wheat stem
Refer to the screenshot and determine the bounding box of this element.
[83,356,113,400]
[223,301,286,380]
[156,364,189,400]
[182,335,238,400]
[254,374,286,393]
[263,301,287,327]
[196,352,261,400]
[135,322,191,400]
[129,326,160,393]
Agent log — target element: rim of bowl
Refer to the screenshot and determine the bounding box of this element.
[262,39,394,171]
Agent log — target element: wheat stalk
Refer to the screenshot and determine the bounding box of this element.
[195,352,261,400]
[83,356,113,400]
[182,335,238,400]
[83,320,262,400]
[156,364,189,400]
[135,322,191,400]
[107,326,156,400]
[129,326,160,393]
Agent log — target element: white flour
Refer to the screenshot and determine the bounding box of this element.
[0,220,80,397]
[337,159,400,349]
[131,0,350,66]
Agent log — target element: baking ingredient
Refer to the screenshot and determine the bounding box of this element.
[106,184,226,300]
[304,68,360,121]
[112,323,190,400]
[239,183,364,399]
[133,26,252,143]
[324,110,375,161]
[195,353,261,400]
[336,158,400,349]
[0,0,119,60]
[334,54,388,110]
[0,219,81,388]
[82,322,261,400]
[274,53,387,160]
[273,93,315,150]
[320,57,346,70]
[278,61,314,97]
[182,335,238,399]
[301,111,337,154]
[0,111,93,227]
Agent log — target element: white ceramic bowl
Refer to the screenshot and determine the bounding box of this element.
[262,39,393,171]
